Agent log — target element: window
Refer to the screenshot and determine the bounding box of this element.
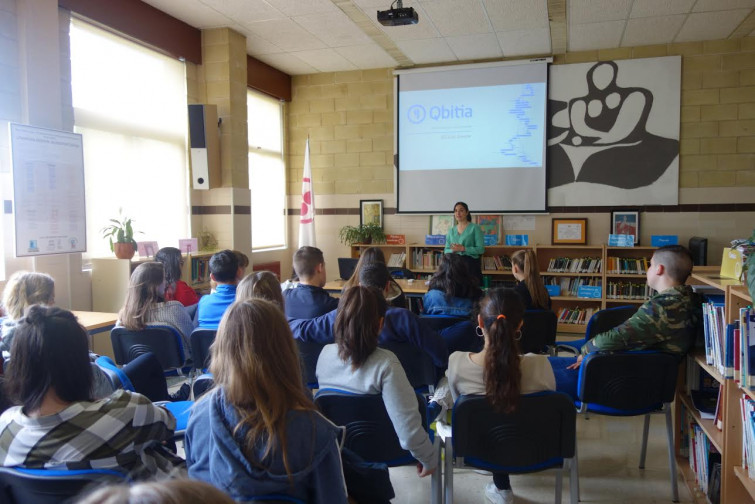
[70,19,189,259]
[248,89,286,250]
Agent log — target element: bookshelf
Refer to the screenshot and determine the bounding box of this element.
[605,246,656,305]
[91,251,214,312]
[675,273,754,504]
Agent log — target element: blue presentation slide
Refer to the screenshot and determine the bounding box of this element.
[398,83,545,171]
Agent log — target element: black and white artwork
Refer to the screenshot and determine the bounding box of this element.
[547,56,681,206]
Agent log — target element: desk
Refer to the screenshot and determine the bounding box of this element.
[72,310,118,359]
[324,278,429,296]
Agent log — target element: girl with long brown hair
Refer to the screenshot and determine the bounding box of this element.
[342,246,405,307]
[511,249,551,310]
[185,299,347,503]
[445,288,555,504]
[236,270,285,312]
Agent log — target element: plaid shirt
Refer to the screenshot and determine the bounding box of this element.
[0,390,175,475]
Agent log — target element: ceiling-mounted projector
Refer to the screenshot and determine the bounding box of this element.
[377,0,418,26]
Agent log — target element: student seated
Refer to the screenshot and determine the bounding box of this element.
[155,247,199,307]
[289,262,448,369]
[511,249,551,310]
[1,271,114,399]
[549,245,703,399]
[316,286,438,479]
[79,479,235,504]
[198,250,240,328]
[185,299,347,503]
[117,262,196,355]
[422,253,483,317]
[343,247,405,308]
[443,288,555,504]
[0,306,178,476]
[237,270,285,311]
[284,246,338,319]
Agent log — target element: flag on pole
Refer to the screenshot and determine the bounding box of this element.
[298,138,316,247]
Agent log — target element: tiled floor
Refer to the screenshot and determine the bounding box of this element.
[388,413,693,503]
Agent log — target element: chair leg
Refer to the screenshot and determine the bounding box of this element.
[431,437,441,504]
[555,467,563,504]
[444,439,454,504]
[639,413,650,469]
[664,407,679,503]
[571,441,580,503]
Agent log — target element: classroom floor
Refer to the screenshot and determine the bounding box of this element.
[388,413,694,504]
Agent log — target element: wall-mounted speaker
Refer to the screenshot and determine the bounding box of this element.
[188,104,220,190]
[689,237,708,266]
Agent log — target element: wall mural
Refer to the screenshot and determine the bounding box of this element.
[547,56,681,206]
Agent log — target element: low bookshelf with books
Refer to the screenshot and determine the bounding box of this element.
[605,246,656,305]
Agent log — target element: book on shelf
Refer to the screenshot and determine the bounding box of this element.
[387,251,406,268]
[702,296,726,373]
[605,281,654,300]
[738,307,755,389]
[688,422,721,496]
[482,255,512,271]
[740,396,755,479]
[546,256,602,274]
[606,256,650,274]
[543,276,601,297]
[555,307,594,325]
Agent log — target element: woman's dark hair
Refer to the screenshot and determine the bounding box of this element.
[453,201,471,222]
[428,253,482,300]
[480,288,525,413]
[334,286,387,370]
[7,305,93,413]
[155,247,183,287]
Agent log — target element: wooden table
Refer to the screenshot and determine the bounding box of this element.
[72,310,118,359]
[324,278,429,296]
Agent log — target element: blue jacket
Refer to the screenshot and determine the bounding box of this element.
[185,388,348,503]
[289,307,449,369]
[197,284,236,328]
[284,284,339,319]
[422,289,475,317]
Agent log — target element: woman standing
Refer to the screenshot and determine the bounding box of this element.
[444,202,484,286]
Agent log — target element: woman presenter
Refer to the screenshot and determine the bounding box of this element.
[444,201,484,286]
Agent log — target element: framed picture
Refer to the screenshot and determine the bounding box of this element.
[475,215,501,240]
[551,218,588,245]
[360,199,383,227]
[429,215,454,236]
[611,210,640,244]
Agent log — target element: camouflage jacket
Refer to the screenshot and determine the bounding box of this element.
[581,285,703,356]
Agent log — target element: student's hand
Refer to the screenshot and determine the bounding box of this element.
[417,463,436,477]
[451,243,464,252]
[566,355,583,370]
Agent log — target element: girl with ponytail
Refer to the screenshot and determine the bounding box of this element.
[445,288,555,504]
[511,249,551,310]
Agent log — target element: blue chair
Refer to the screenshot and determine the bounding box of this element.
[576,351,680,502]
[444,392,578,504]
[0,467,129,504]
[378,340,438,393]
[520,309,558,355]
[418,314,468,332]
[315,390,441,504]
[110,325,189,375]
[556,305,637,355]
[95,355,135,392]
[190,328,217,372]
[296,339,326,390]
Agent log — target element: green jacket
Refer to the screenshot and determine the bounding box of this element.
[581,285,703,356]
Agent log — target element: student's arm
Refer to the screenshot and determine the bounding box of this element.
[464,224,485,257]
[580,300,661,354]
[288,310,337,344]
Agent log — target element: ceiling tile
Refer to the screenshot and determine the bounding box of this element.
[264,0,339,16]
[396,38,457,64]
[569,0,633,24]
[294,10,374,47]
[446,33,503,60]
[675,9,751,42]
[418,0,491,37]
[254,52,317,75]
[693,0,755,12]
[569,20,625,51]
[141,0,233,28]
[242,31,284,56]
[484,0,549,31]
[290,48,360,72]
[497,28,551,57]
[630,0,694,18]
[245,18,328,52]
[335,44,398,69]
[200,0,286,24]
[622,15,686,46]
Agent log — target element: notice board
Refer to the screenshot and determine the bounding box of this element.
[10,123,87,257]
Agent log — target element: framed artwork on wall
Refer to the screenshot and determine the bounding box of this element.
[360,199,383,227]
[611,210,640,244]
[551,218,588,245]
[429,215,454,236]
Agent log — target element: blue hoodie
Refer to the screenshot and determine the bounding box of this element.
[185,388,348,503]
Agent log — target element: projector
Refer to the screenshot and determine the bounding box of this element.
[377,6,419,26]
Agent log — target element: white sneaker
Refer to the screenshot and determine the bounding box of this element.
[485,482,514,504]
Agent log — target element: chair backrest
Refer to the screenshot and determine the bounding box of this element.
[584,305,637,341]
[377,340,437,390]
[110,326,186,371]
[190,328,217,372]
[94,355,135,392]
[296,340,326,389]
[419,315,468,332]
[577,351,680,413]
[520,310,558,354]
[315,392,428,466]
[0,467,128,504]
[452,392,576,472]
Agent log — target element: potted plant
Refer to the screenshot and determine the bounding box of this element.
[338,222,387,246]
[101,213,139,260]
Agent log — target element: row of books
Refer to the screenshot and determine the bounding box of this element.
[411,249,444,269]
[688,421,722,502]
[545,257,602,274]
[387,251,406,268]
[605,256,650,275]
[741,396,755,480]
[543,276,601,297]
[701,298,755,389]
[482,255,513,271]
[605,281,654,300]
[556,307,595,325]
[190,257,210,285]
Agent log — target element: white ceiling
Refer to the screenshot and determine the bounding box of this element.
[141,0,755,75]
